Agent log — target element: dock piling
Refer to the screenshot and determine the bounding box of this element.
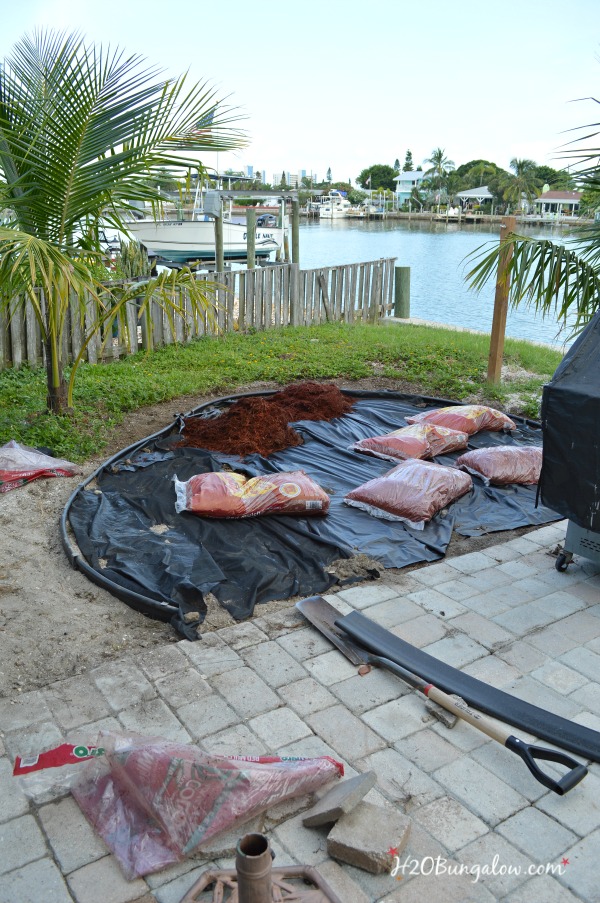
[394,266,411,318]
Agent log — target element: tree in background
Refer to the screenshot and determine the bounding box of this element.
[327,167,332,182]
[356,164,397,191]
[279,171,287,188]
[394,158,400,171]
[423,148,455,190]
[468,94,600,337]
[501,158,542,212]
[0,30,246,413]
[534,164,575,190]
[403,150,414,171]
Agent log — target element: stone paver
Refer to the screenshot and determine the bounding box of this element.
[2,524,600,903]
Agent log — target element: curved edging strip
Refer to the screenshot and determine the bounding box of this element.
[60,388,542,622]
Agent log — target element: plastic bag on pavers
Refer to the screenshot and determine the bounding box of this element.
[13,741,107,803]
[344,458,473,529]
[174,469,330,518]
[0,440,81,492]
[456,446,543,486]
[405,404,516,435]
[352,423,469,463]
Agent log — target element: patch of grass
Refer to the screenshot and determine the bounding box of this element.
[0,322,562,461]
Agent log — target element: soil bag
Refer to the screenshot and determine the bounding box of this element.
[0,440,80,492]
[344,458,473,529]
[174,470,330,518]
[456,446,543,486]
[71,733,343,878]
[352,423,468,463]
[406,404,516,435]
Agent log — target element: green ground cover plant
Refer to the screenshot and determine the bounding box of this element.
[0,322,563,461]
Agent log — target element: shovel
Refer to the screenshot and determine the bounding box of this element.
[296,596,588,796]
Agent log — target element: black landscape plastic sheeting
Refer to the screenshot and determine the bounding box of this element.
[541,309,600,531]
[338,609,600,763]
[65,390,560,633]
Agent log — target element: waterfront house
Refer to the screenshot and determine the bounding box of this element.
[456,185,494,210]
[394,170,426,206]
[532,189,582,217]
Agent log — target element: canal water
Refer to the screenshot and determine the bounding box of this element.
[298,219,576,349]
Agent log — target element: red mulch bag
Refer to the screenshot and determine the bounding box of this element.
[352,423,468,463]
[0,440,80,493]
[456,446,543,485]
[174,470,330,518]
[72,733,343,878]
[405,405,516,435]
[344,458,472,529]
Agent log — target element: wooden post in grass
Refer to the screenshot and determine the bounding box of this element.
[394,266,410,318]
[291,199,300,265]
[215,214,224,275]
[487,215,517,383]
[246,207,256,269]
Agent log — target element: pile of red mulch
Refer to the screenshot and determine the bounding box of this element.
[177,382,355,457]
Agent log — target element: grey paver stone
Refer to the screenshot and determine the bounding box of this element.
[216,621,268,650]
[433,757,527,825]
[526,624,580,657]
[421,633,488,668]
[482,542,523,563]
[424,697,458,728]
[363,596,422,628]
[311,858,371,903]
[507,875,582,903]
[249,706,311,748]
[556,827,600,902]
[177,694,238,740]
[471,740,547,803]
[362,692,428,743]
[43,676,112,730]
[459,592,512,619]
[273,811,330,865]
[334,583,400,609]
[395,728,463,773]
[327,801,411,874]
[405,587,467,619]
[251,605,305,639]
[530,660,588,694]
[390,613,449,648]
[379,867,496,902]
[154,668,213,710]
[497,639,549,673]
[241,640,307,688]
[496,806,577,862]
[67,854,148,903]
[435,578,484,601]
[329,668,403,714]
[570,680,600,716]
[307,705,386,760]
[303,771,377,826]
[117,697,190,742]
[411,562,466,587]
[0,858,74,903]
[0,690,53,732]
[507,675,583,720]
[462,654,520,688]
[0,755,29,822]
[210,667,280,718]
[303,649,358,686]
[457,831,531,896]
[537,769,600,835]
[448,611,515,649]
[0,814,48,875]
[276,626,334,662]
[277,677,337,716]
[412,794,488,850]
[136,643,189,680]
[2,720,64,769]
[38,796,108,873]
[90,660,156,711]
[359,747,443,811]
[560,645,600,680]
[180,633,243,676]
[457,566,515,592]
[493,600,558,634]
[194,816,264,858]
[150,862,218,903]
[200,723,267,756]
[446,551,499,574]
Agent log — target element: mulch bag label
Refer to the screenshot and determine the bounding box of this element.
[174,470,330,518]
[13,743,104,775]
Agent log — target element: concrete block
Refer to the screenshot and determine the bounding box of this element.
[277,677,337,716]
[0,814,48,875]
[90,660,156,711]
[216,621,268,651]
[412,794,488,850]
[117,697,191,743]
[180,633,243,677]
[67,854,148,903]
[137,642,189,680]
[307,705,386,760]
[425,697,458,728]
[302,771,377,826]
[211,667,280,719]
[38,796,107,873]
[326,801,411,874]
[249,707,311,748]
[154,667,213,710]
[241,640,307,688]
[43,675,112,730]
[0,859,74,903]
[433,757,527,826]
[405,587,467,619]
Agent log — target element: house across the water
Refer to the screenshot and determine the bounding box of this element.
[533,190,582,217]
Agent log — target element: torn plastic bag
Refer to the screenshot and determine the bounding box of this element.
[0,440,80,492]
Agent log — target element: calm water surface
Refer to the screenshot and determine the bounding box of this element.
[297,219,575,348]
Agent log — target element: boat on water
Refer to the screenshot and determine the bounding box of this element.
[314,190,352,219]
[126,190,288,264]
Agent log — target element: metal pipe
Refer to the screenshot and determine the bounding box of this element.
[235,833,273,903]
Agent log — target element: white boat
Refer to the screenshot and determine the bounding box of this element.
[315,190,351,219]
[126,191,287,263]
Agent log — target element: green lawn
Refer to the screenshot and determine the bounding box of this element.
[0,322,562,462]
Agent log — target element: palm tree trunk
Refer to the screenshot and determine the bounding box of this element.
[44,333,68,413]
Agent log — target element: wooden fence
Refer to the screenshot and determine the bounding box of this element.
[0,258,396,371]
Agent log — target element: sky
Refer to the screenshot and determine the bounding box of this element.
[2,0,599,184]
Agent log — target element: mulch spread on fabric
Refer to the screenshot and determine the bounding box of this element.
[177,382,355,457]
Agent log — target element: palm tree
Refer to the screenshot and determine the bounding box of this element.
[0,30,246,413]
[501,158,542,213]
[423,148,455,190]
[467,99,600,338]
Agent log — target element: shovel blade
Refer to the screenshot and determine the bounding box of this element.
[295,596,369,667]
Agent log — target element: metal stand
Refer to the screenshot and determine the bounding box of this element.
[556,520,600,571]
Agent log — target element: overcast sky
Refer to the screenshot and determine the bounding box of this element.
[2,0,599,183]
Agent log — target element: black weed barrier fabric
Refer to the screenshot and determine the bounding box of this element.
[66,391,560,634]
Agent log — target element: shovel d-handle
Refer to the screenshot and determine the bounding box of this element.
[424,683,588,795]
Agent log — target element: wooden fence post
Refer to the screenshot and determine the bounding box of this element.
[487,215,517,383]
[291,199,300,265]
[246,207,256,269]
[394,266,411,318]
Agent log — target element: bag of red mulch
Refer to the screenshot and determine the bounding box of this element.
[173,470,330,518]
[344,458,472,529]
[0,440,80,493]
[352,423,468,463]
[456,446,543,486]
[71,733,343,878]
[406,404,516,435]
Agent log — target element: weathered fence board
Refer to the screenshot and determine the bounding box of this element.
[0,258,396,371]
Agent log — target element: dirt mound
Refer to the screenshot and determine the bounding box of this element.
[178,382,355,457]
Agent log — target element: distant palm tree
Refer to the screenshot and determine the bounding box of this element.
[501,159,542,212]
[424,148,455,190]
[0,30,246,413]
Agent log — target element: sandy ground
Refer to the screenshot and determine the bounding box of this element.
[0,378,545,698]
